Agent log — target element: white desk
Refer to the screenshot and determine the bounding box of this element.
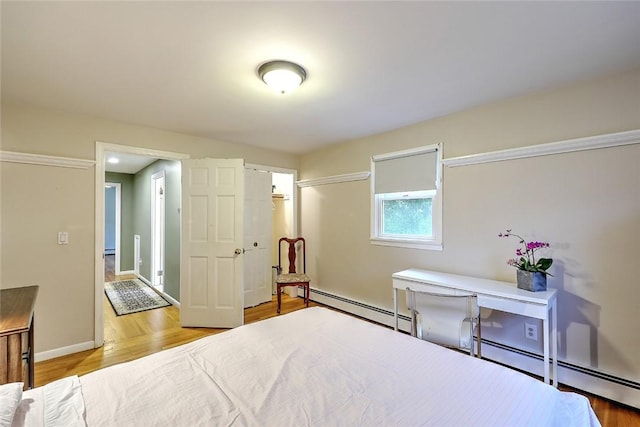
[392,268,558,386]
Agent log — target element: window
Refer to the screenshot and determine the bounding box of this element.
[371,144,442,250]
[379,190,434,237]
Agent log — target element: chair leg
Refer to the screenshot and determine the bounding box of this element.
[477,319,482,359]
[277,285,282,314]
[304,284,309,307]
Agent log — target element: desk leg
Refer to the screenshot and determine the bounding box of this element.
[393,288,398,331]
[543,315,550,385]
[552,300,558,387]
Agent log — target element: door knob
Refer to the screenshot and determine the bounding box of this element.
[234,248,243,255]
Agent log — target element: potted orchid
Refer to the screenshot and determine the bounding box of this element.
[498,229,553,292]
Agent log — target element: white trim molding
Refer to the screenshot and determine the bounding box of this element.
[371,144,438,162]
[0,151,96,169]
[296,171,370,188]
[302,285,412,331]
[442,129,640,168]
[35,340,95,362]
[159,290,180,308]
[97,141,191,161]
[370,237,443,251]
[135,272,180,306]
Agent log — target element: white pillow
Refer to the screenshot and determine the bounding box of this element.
[43,376,86,427]
[0,382,23,427]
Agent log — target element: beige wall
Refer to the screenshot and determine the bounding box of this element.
[299,68,640,383]
[0,103,298,353]
[1,67,638,391]
[1,162,95,352]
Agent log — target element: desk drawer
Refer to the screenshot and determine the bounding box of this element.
[477,294,547,319]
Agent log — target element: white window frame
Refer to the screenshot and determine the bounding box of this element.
[370,144,443,251]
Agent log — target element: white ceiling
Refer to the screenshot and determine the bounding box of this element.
[2,1,640,156]
[104,152,158,175]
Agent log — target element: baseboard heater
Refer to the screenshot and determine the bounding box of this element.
[482,338,640,390]
[304,286,640,409]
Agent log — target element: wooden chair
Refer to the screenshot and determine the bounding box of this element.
[276,237,310,313]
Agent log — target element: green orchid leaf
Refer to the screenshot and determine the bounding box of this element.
[537,258,553,271]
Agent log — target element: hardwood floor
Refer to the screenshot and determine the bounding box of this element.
[36,288,318,386]
[35,259,639,425]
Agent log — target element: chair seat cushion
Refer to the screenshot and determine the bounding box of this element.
[276,273,310,284]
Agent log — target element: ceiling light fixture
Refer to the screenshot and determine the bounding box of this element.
[107,157,119,164]
[258,60,307,94]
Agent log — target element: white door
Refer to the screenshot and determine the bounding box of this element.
[243,168,273,308]
[180,158,245,328]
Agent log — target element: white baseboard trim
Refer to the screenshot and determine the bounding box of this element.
[35,341,94,363]
[118,270,135,276]
[136,274,179,307]
[305,286,640,410]
[38,277,179,362]
[137,275,151,285]
[303,286,412,332]
[161,290,180,308]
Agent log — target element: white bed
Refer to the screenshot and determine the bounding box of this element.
[9,307,600,426]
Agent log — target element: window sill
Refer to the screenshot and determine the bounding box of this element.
[370,237,443,251]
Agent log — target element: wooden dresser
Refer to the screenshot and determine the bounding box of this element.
[0,286,38,389]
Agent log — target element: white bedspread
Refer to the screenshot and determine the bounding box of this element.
[79,307,598,426]
[18,307,601,426]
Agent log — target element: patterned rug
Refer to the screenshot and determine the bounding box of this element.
[104,279,170,316]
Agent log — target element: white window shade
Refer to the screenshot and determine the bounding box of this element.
[373,148,438,194]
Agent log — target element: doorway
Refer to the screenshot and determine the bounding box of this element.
[243,168,273,308]
[271,171,296,296]
[95,142,189,347]
[95,146,298,345]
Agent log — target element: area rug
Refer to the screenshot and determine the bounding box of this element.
[104,279,170,316]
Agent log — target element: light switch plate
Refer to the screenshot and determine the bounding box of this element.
[58,231,69,245]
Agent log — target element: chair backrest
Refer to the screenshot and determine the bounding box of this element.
[406,289,478,350]
[278,237,306,274]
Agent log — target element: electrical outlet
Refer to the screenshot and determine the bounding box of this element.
[525,322,538,341]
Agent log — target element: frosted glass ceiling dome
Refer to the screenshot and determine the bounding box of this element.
[258,60,307,94]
